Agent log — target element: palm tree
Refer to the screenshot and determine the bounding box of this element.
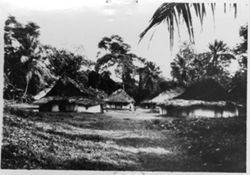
[139,3,237,49]
[22,56,53,98]
[4,16,48,99]
[206,40,235,76]
[137,61,161,93]
[19,28,50,98]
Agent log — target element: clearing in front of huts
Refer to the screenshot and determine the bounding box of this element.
[1,106,246,172]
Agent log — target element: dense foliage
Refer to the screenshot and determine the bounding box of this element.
[95,35,167,102]
[170,24,247,104]
[170,40,234,89]
[230,24,248,103]
[4,16,93,102]
[4,16,54,101]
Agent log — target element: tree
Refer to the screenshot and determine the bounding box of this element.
[96,35,164,101]
[170,41,233,88]
[95,35,139,91]
[135,61,162,102]
[206,40,235,76]
[97,35,130,55]
[87,70,121,95]
[234,25,248,69]
[170,42,196,86]
[230,25,248,104]
[43,45,90,88]
[4,16,53,100]
[139,3,237,49]
[137,61,161,92]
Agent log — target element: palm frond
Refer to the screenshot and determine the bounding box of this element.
[139,2,237,49]
[139,3,176,43]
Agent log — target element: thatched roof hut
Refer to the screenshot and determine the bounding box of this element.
[142,87,184,104]
[34,76,103,113]
[105,89,135,103]
[158,79,241,118]
[45,76,94,97]
[140,87,184,109]
[104,89,135,111]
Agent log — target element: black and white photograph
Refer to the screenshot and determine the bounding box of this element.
[0,0,248,173]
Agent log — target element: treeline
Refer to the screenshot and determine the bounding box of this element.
[3,16,247,104]
[3,16,172,103]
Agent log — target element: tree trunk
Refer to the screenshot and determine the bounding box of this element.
[22,78,30,99]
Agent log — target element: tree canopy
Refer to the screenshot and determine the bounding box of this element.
[171,40,234,89]
[4,16,92,101]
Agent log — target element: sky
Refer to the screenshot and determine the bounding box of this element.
[0,0,249,78]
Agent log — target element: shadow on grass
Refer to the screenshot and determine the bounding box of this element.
[45,129,106,142]
[114,137,174,148]
[62,158,136,170]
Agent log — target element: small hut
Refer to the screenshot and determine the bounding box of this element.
[34,76,103,113]
[104,89,135,111]
[158,79,241,118]
[141,88,184,109]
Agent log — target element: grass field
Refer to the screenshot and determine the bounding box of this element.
[1,106,246,172]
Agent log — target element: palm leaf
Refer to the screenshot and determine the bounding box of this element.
[139,2,237,49]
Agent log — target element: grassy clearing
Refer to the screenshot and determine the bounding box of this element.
[1,107,246,172]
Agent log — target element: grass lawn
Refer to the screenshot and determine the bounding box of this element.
[1,106,246,172]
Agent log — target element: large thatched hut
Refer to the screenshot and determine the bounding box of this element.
[104,89,135,111]
[158,79,241,118]
[141,88,184,109]
[34,76,103,113]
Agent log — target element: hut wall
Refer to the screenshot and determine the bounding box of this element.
[160,105,239,118]
[130,103,135,111]
[159,106,167,115]
[142,103,156,109]
[39,102,102,113]
[65,104,77,112]
[105,102,134,111]
[191,107,238,118]
[189,108,222,118]
[39,103,52,112]
[76,104,102,113]
[51,104,60,112]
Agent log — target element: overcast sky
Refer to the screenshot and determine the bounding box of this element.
[0,0,248,78]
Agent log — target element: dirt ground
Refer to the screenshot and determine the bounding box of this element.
[1,106,246,172]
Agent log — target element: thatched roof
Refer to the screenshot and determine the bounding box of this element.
[176,78,230,101]
[44,76,94,97]
[34,96,102,107]
[105,89,135,103]
[33,86,54,100]
[159,99,241,108]
[33,76,103,106]
[142,87,184,104]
